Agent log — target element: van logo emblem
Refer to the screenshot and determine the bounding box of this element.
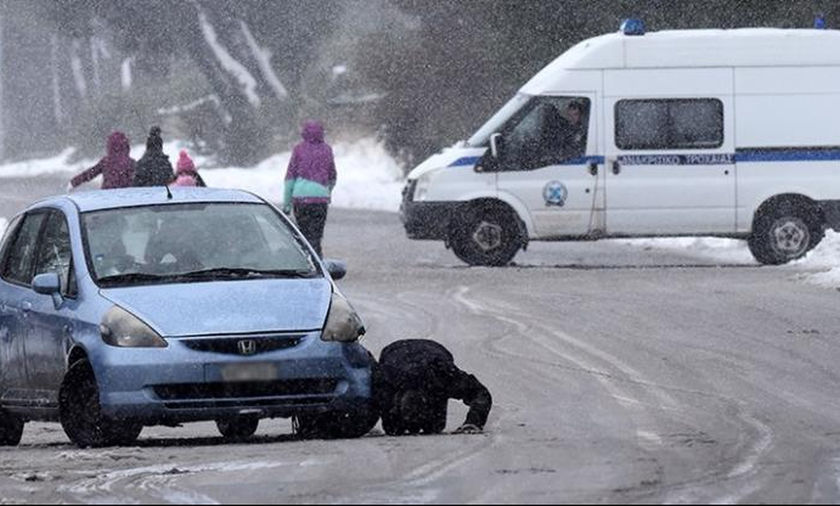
[237,340,257,355]
[543,180,568,207]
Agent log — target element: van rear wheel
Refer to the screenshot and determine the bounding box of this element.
[450,205,522,266]
[748,199,824,265]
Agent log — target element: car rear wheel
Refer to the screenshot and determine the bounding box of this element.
[215,415,260,439]
[59,359,142,448]
[450,204,522,267]
[293,408,377,440]
[748,198,824,265]
[0,408,23,446]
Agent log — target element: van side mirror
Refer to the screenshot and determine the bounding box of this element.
[489,133,504,158]
[323,259,347,280]
[32,272,63,308]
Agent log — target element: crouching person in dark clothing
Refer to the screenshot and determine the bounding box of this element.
[373,339,492,435]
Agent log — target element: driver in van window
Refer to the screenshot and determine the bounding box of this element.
[525,103,569,169]
[563,100,588,159]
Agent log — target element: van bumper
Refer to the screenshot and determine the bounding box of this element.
[400,200,458,240]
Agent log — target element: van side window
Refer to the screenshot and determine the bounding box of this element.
[615,99,723,150]
[501,96,590,171]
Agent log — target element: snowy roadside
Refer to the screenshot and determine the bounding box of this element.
[618,231,840,288]
[2,138,840,288]
[0,137,405,212]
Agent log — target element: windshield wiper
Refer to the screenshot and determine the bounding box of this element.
[175,267,317,280]
[97,272,170,286]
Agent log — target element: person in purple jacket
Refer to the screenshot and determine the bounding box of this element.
[283,120,337,257]
[68,131,136,190]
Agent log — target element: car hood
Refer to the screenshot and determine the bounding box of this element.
[99,278,333,337]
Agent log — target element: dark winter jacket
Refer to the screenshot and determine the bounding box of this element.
[283,121,337,207]
[373,339,492,430]
[71,132,136,189]
[134,133,174,187]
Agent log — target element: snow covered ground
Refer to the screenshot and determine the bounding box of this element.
[0,137,405,212]
[1,138,839,288]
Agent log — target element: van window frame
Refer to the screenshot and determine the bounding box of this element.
[493,95,592,172]
[614,98,724,151]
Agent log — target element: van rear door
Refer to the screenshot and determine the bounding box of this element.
[603,68,735,235]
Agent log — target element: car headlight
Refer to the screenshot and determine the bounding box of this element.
[413,168,441,202]
[100,306,168,348]
[321,292,365,342]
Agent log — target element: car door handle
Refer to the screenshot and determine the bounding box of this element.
[612,160,621,175]
[21,301,32,312]
[588,162,598,176]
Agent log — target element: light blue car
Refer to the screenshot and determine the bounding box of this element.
[0,187,376,447]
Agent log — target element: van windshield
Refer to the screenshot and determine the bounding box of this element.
[467,93,532,147]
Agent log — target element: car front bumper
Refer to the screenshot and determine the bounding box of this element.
[91,332,373,424]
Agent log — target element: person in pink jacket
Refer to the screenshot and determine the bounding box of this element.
[172,150,205,187]
[68,131,136,190]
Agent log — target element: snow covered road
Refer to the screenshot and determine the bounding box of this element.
[3,181,840,502]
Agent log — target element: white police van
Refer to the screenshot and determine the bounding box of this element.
[400,20,840,266]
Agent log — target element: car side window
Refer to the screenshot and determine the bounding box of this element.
[33,211,76,297]
[0,215,23,267]
[1,212,47,286]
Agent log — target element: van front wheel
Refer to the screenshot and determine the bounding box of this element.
[450,205,522,266]
[748,199,824,265]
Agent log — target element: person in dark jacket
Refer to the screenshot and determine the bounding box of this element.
[133,126,174,187]
[68,131,136,190]
[373,339,492,435]
[283,120,336,257]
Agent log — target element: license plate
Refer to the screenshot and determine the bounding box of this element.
[221,363,277,382]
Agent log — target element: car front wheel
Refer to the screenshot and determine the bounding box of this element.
[0,407,23,446]
[293,408,378,440]
[59,359,142,448]
[216,415,259,439]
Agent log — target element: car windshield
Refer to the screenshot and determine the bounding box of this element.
[466,93,532,147]
[81,203,318,287]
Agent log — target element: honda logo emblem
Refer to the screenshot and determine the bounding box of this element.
[237,339,257,355]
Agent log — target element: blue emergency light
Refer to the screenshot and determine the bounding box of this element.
[621,18,645,36]
[815,15,826,29]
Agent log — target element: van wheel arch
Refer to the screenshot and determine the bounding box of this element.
[749,194,825,265]
[448,199,527,266]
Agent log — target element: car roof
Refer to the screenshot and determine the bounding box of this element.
[44,187,266,213]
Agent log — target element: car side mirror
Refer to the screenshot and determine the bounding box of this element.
[32,272,63,308]
[323,259,347,280]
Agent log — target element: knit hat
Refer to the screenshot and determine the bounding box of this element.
[176,150,195,173]
[146,126,163,151]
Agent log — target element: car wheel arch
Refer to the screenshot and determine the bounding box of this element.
[66,346,89,372]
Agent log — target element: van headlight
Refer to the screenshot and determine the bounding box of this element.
[413,168,440,201]
[100,306,168,348]
[321,292,366,342]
